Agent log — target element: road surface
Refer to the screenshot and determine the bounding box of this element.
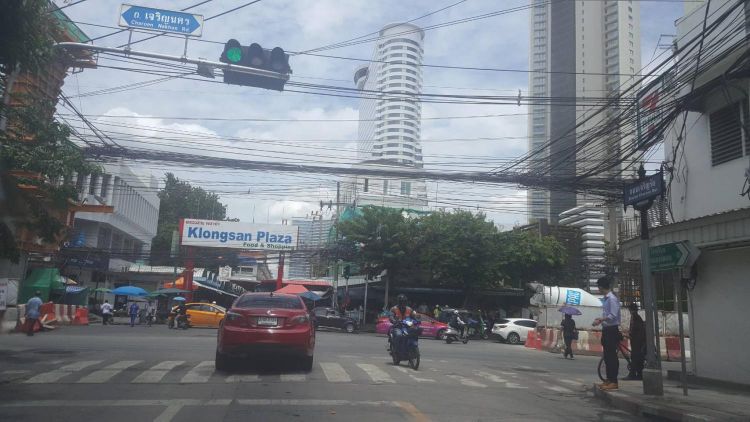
[0,325,642,421]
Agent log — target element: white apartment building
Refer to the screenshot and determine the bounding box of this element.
[71,159,160,272]
[289,216,334,279]
[527,0,641,223]
[347,22,429,210]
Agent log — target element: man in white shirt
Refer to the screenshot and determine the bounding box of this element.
[101,300,113,325]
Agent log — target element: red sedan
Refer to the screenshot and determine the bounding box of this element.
[216,293,315,371]
[376,313,450,339]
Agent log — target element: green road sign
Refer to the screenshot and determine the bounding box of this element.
[649,241,700,272]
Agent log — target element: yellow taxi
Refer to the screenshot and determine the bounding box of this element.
[173,302,226,328]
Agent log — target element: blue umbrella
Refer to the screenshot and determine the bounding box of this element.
[558,305,582,316]
[299,291,322,301]
[111,286,149,297]
[172,296,187,302]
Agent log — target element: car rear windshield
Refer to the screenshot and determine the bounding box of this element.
[495,319,510,324]
[234,295,303,309]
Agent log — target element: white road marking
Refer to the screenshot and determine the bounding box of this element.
[560,379,582,386]
[499,371,517,376]
[225,374,260,383]
[320,363,351,383]
[24,360,102,383]
[280,374,306,382]
[236,399,395,406]
[505,382,528,389]
[180,361,214,383]
[2,370,30,374]
[154,404,183,422]
[544,385,573,393]
[132,361,184,384]
[0,399,232,408]
[77,360,142,384]
[473,371,507,384]
[447,375,487,388]
[393,366,436,383]
[356,363,395,384]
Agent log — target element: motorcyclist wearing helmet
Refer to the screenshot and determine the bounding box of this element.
[388,294,415,351]
[449,310,467,338]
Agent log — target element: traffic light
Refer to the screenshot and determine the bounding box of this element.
[219,39,291,91]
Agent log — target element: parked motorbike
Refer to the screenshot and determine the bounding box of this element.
[389,317,422,370]
[444,324,469,344]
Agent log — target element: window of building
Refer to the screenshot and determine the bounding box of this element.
[400,181,411,196]
[363,178,369,192]
[710,99,749,166]
[88,175,98,195]
[383,180,389,195]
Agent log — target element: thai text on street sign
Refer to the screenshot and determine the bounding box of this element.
[649,241,700,272]
[180,219,298,251]
[119,4,204,37]
[636,67,675,150]
[565,290,581,305]
[623,171,664,207]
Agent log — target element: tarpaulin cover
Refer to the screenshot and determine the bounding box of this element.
[19,268,64,303]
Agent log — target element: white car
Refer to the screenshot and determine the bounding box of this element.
[491,318,537,345]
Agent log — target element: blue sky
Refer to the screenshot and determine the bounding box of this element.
[58,0,684,228]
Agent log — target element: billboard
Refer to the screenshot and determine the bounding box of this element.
[180,219,298,251]
[635,67,675,150]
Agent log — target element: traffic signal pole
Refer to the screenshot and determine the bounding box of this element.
[55,42,290,83]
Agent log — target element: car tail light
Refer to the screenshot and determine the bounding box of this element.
[286,314,309,327]
[224,311,246,327]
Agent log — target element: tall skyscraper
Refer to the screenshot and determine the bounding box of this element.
[527,0,641,223]
[343,23,428,210]
[288,216,333,279]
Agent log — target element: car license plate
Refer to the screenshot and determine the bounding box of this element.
[258,317,277,326]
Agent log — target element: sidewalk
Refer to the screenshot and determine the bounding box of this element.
[594,375,750,421]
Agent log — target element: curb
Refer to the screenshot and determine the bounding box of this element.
[592,384,748,421]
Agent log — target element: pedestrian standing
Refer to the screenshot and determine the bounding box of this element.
[128,302,139,327]
[24,291,43,336]
[101,300,113,325]
[561,314,577,359]
[433,305,440,319]
[624,303,646,380]
[592,276,621,390]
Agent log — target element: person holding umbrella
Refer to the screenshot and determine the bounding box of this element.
[559,305,581,359]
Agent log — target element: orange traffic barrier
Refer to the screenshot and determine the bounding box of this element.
[73,308,89,325]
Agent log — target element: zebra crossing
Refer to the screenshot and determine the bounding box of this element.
[15,359,587,392]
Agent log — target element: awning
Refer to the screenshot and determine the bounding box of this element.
[192,280,238,297]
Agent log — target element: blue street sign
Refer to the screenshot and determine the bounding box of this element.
[565,290,581,306]
[119,4,204,37]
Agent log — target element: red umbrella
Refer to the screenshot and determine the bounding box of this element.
[275,284,309,294]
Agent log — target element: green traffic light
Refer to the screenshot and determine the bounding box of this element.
[226,47,242,63]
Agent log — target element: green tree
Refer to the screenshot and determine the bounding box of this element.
[0,2,98,262]
[337,206,420,306]
[496,230,568,288]
[418,210,502,306]
[150,173,228,265]
[0,1,59,76]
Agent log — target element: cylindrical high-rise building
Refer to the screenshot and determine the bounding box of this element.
[345,23,428,210]
[355,22,424,168]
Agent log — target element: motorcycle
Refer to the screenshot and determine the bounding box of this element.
[168,312,190,329]
[466,318,489,340]
[444,324,469,344]
[389,317,422,370]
